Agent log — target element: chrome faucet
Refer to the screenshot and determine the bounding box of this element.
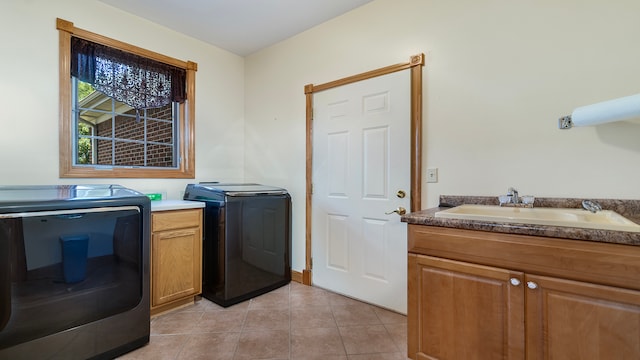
[508,187,519,204]
[499,187,534,208]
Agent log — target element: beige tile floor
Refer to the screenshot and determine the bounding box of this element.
[118,282,409,360]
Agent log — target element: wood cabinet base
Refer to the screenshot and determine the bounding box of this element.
[150,209,203,315]
[408,224,640,360]
[150,296,196,317]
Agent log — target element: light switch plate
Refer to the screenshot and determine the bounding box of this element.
[427,168,438,183]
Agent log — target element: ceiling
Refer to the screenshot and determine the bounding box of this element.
[98,0,374,56]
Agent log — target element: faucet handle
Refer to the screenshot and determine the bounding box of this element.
[507,187,518,195]
[582,200,602,213]
[521,195,535,206]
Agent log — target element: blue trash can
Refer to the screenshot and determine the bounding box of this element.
[59,235,89,283]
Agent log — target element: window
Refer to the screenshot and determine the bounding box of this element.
[57,18,197,178]
[74,79,178,168]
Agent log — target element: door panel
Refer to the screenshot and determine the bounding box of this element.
[327,131,349,196]
[312,70,410,313]
[327,214,349,271]
[362,218,387,281]
[363,126,388,198]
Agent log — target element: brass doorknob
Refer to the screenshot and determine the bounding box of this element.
[385,207,407,215]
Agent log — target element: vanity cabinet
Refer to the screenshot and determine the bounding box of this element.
[408,225,640,360]
[151,208,203,315]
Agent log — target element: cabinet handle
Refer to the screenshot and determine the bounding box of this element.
[527,281,538,290]
[509,278,521,286]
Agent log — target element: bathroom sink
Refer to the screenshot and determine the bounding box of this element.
[434,204,640,232]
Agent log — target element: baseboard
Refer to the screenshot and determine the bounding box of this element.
[291,270,303,283]
[292,269,312,285]
[302,269,312,285]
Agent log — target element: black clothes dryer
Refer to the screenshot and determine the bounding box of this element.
[0,185,150,360]
[184,183,291,307]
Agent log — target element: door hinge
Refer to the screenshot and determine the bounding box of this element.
[310,257,313,269]
[310,183,314,195]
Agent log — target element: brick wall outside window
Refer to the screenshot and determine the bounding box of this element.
[96,104,174,167]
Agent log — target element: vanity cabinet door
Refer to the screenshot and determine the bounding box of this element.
[408,254,525,360]
[525,274,640,360]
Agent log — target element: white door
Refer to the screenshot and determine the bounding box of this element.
[312,70,410,313]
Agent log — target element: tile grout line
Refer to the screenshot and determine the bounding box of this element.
[330,294,350,358]
[177,308,206,359]
[374,307,403,354]
[288,283,292,360]
[231,298,251,360]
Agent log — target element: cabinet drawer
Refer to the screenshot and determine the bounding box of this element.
[152,209,202,232]
[408,224,640,291]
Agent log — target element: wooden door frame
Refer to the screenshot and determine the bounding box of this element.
[302,54,425,285]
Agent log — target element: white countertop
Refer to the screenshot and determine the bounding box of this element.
[150,200,205,212]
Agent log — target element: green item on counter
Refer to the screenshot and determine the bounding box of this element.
[146,193,162,201]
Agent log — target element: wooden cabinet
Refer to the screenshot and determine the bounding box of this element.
[408,225,640,360]
[151,208,203,315]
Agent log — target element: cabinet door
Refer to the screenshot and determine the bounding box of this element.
[408,254,525,360]
[151,226,202,306]
[526,274,640,360]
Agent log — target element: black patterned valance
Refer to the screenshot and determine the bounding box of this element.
[70,36,186,110]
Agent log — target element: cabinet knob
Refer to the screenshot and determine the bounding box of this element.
[509,278,521,286]
[527,281,538,290]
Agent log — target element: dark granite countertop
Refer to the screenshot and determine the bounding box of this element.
[402,195,640,246]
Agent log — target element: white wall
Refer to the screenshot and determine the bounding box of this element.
[0,0,246,199]
[3,0,639,274]
[245,0,640,271]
